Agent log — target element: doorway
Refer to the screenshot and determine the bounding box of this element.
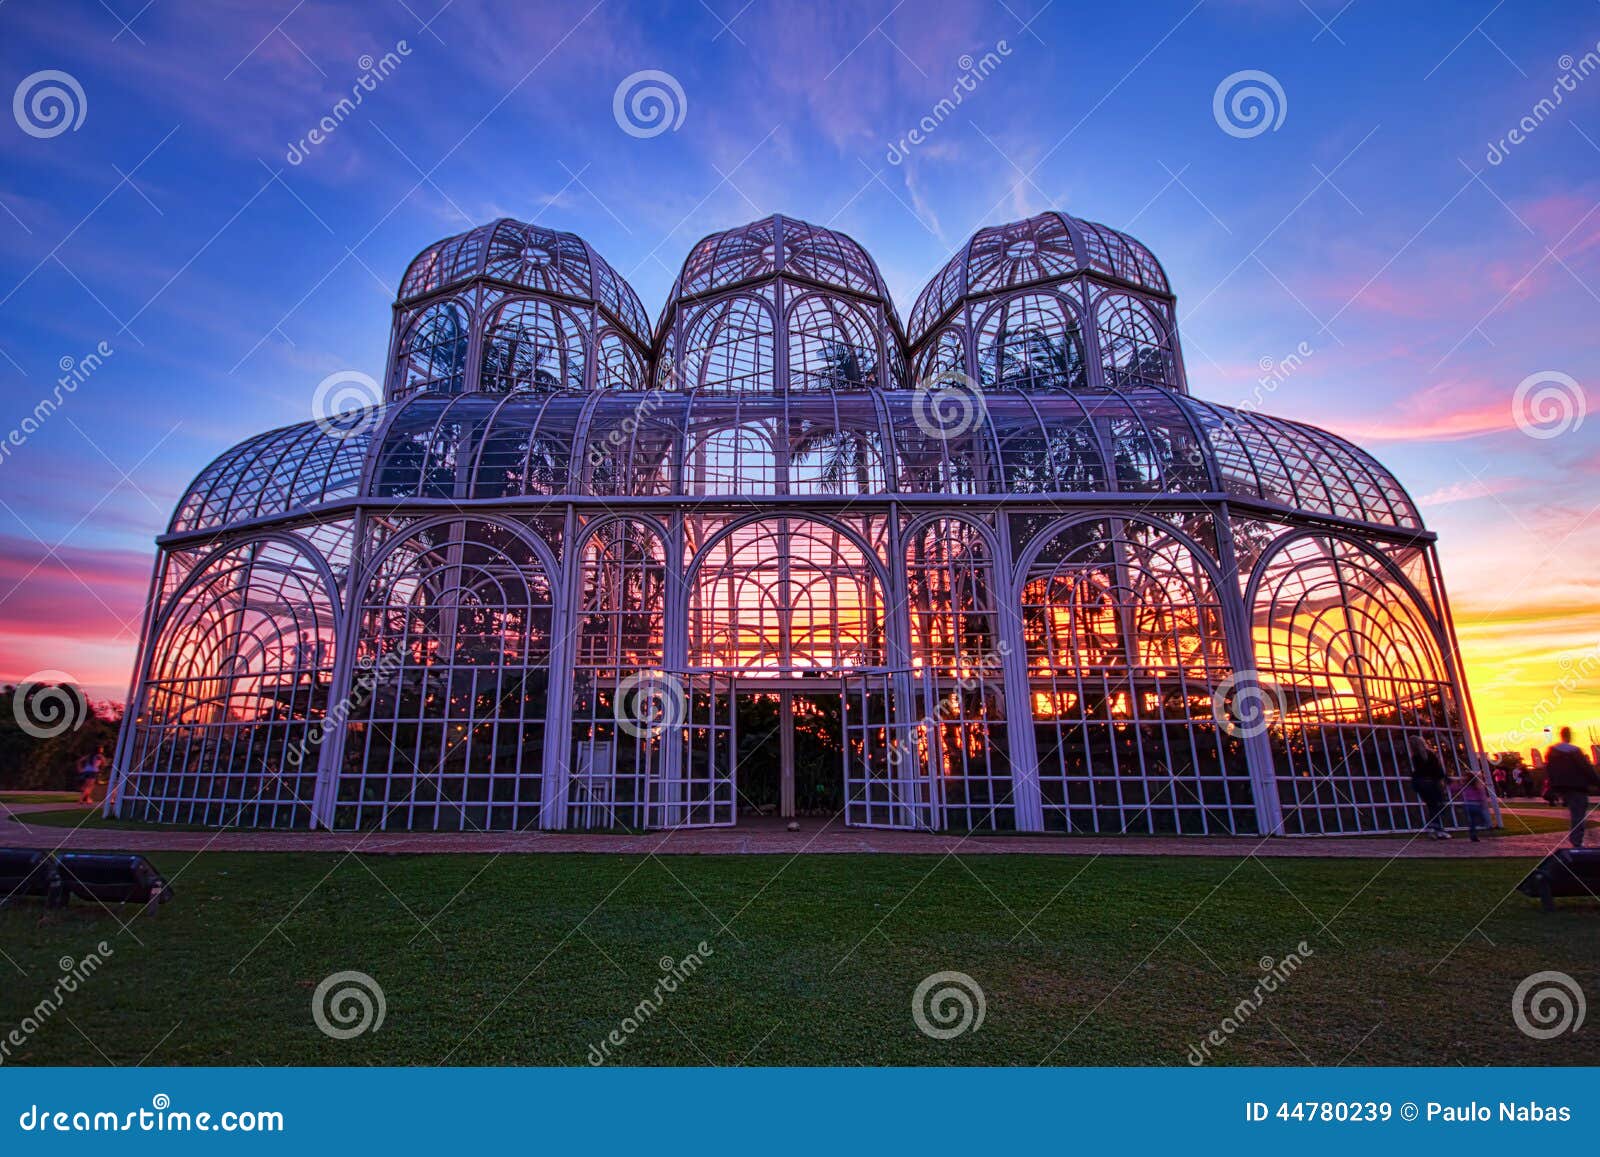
[731,687,847,820]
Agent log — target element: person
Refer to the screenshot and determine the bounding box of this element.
[1454,771,1491,843]
[1407,735,1451,840]
[1543,727,1600,848]
[76,748,104,804]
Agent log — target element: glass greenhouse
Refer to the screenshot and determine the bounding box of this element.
[111,211,1483,836]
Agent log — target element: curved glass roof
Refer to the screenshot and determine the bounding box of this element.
[170,389,1420,533]
[668,214,897,306]
[908,211,1170,345]
[398,218,651,346]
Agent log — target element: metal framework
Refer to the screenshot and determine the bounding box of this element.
[113,211,1484,836]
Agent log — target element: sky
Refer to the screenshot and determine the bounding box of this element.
[0,0,1596,752]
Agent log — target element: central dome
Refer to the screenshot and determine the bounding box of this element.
[655,214,906,392]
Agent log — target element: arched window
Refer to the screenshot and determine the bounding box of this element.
[342,519,554,831]
[1096,293,1176,389]
[787,293,881,391]
[1021,517,1251,834]
[1251,534,1469,835]
[394,300,470,397]
[594,330,647,390]
[913,326,966,386]
[976,292,1087,390]
[689,517,884,671]
[123,537,338,828]
[479,299,587,393]
[676,294,776,392]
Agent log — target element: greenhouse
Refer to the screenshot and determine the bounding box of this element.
[111,211,1483,836]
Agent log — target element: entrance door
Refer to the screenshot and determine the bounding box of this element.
[840,672,932,830]
[661,673,736,828]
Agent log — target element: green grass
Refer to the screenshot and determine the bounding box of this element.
[0,792,79,805]
[1,852,1595,1066]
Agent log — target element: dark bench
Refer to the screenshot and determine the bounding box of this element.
[0,848,65,909]
[1518,848,1600,911]
[57,853,172,909]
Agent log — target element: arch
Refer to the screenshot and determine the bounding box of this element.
[685,514,889,672]
[1017,513,1254,834]
[1246,530,1469,835]
[974,290,1088,391]
[786,292,882,391]
[671,292,777,393]
[479,297,588,393]
[392,299,470,398]
[121,534,340,828]
[1095,292,1177,390]
[338,517,557,831]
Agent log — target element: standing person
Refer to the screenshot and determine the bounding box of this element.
[1407,735,1451,840]
[1455,771,1491,844]
[1543,727,1600,848]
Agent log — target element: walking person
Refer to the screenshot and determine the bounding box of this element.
[1543,727,1600,848]
[1455,771,1491,843]
[1407,735,1451,840]
[76,748,104,805]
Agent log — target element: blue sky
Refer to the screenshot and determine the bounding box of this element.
[0,0,1597,743]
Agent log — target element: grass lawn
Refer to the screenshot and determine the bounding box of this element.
[0,851,1595,1066]
[0,792,80,805]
